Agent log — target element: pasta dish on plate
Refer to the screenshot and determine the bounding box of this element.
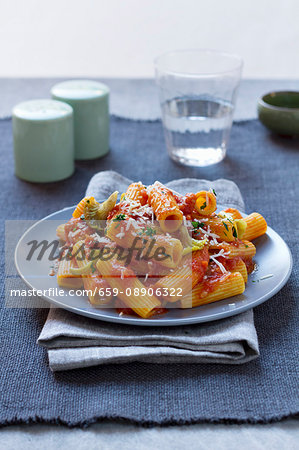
[55,181,267,319]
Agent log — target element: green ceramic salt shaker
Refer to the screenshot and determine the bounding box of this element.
[13,99,74,183]
[51,80,110,160]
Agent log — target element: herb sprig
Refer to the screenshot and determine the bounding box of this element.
[232,226,238,238]
[113,214,126,222]
[113,213,126,229]
[192,221,205,230]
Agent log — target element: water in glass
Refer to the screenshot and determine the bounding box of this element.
[162,96,234,167]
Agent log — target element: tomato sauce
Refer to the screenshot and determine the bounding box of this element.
[138,189,148,206]
[218,256,241,271]
[174,193,197,220]
[191,247,209,283]
[197,263,229,298]
[243,257,255,274]
[65,218,93,244]
[108,201,152,221]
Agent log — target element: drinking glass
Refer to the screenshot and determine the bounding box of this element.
[154,49,243,167]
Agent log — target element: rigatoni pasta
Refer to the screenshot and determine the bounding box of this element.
[209,240,256,259]
[147,181,183,232]
[71,241,113,306]
[227,258,248,283]
[194,190,217,216]
[181,272,245,308]
[154,248,209,302]
[96,257,161,318]
[57,254,83,289]
[242,213,268,241]
[54,180,268,318]
[106,218,183,268]
[123,182,148,205]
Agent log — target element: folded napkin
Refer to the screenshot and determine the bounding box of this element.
[38,171,259,371]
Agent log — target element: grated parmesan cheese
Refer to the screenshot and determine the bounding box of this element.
[116,227,125,239]
[91,234,111,245]
[209,249,229,274]
[209,255,227,274]
[259,274,274,280]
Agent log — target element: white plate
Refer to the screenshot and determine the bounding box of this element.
[15,206,293,326]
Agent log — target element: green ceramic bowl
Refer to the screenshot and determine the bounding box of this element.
[258,91,299,135]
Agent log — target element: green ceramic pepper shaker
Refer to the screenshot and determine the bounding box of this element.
[13,99,74,183]
[51,80,110,160]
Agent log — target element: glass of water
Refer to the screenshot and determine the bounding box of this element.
[154,49,243,167]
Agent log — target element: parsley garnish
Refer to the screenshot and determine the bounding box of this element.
[192,221,205,229]
[223,222,229,232]
[144,226,156,237]
[72,226,77,232]
[138,226,157,237]
[113,214,126,222]
[200,202,207,210]
[113,213,126,228]
[232,226,237,238]
[245,244,249,248]
[212,189,217,196]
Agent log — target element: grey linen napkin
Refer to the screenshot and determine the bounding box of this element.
[38,171,259,371]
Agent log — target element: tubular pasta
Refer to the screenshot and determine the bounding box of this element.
[55,179,268,318]
[204,216,239,242]
[194,191,217,216]
[154,248,209,302]
[56,223,66,241]
[96,258,161,318]
[148,182,183,232]
[181,272,245,308]
[123,182,148,205]
[128,256,172,278]
[225,258,248,283]
[72,241,113,306]
[221,208,243,220]
[242,213,267,241]
[57,255,83,289]
[72,197,90,218]
[209,240,256,259]
[106,219,183,268]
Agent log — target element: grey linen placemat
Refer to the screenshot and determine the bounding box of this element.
[2,117,298,425]
[38,171,259,371]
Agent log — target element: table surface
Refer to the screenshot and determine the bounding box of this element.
[1,78,298,449]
